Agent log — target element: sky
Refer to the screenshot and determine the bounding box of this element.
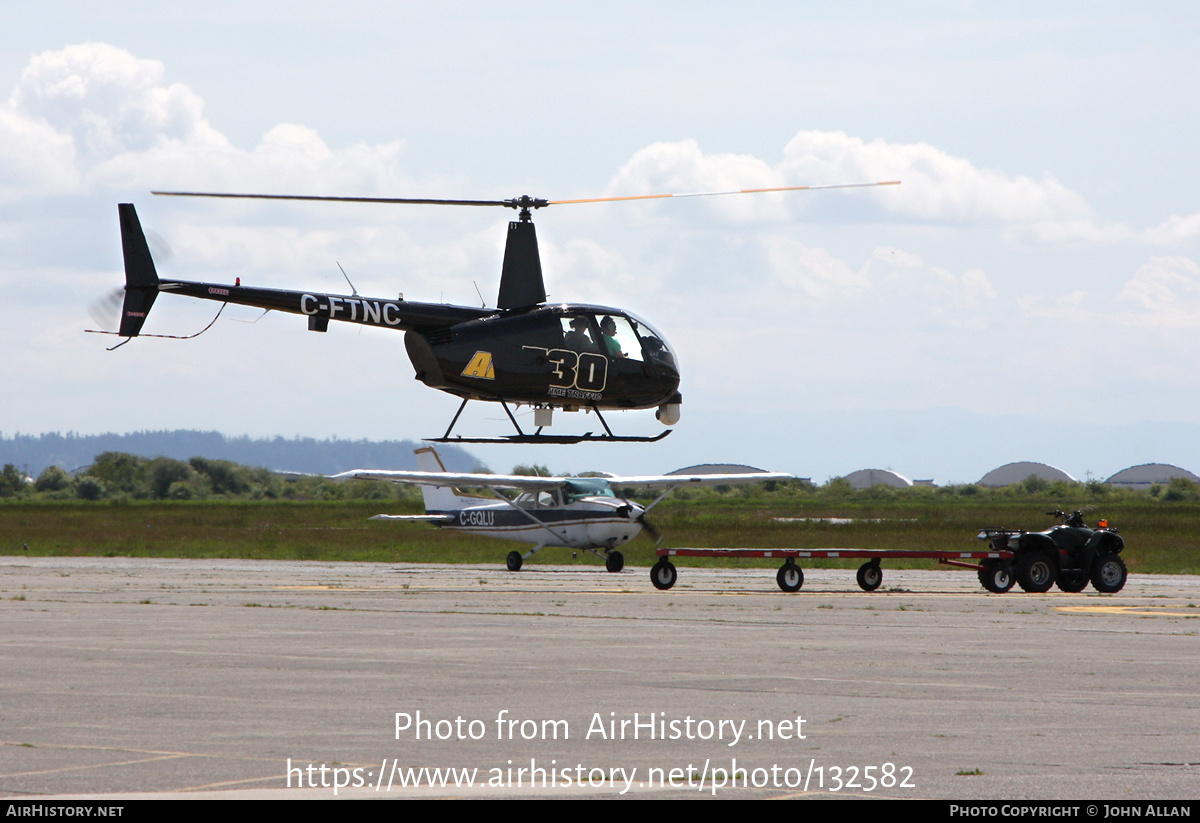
[2,2,1199,483]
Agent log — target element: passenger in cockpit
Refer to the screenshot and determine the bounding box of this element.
[564,315,594,351]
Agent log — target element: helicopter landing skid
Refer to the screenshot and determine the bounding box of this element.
[427,398,672,444]
[428,431,672,444]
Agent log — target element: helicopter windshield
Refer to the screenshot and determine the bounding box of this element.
[563,478,616,503]
[623,311,678,371]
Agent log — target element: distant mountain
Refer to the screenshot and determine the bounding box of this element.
[0,431,483,477]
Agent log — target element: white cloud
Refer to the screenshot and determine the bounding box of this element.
[757,239,997,318]
[760,236,868,301]
[780,130,1092,227]
[598,132,1123,245]
[1141,213,1200,245]
[1117,256,1200,328]
[0,43,417,201]
[605,139,791,222]
[9,42,224,170]
[1019,256,1200,334]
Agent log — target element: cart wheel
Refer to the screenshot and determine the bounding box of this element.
[776,562,804,593]
[506,551,523,572]
[651,560,677,590]
[605,550,624,573]
[856,561,882,592]
[1090,553,1127,593]
[979,561,1015,593]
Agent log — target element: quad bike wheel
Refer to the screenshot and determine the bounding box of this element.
[1090,553,1127,593]
[1016,552,1055,593]
[1055,570,1088,593]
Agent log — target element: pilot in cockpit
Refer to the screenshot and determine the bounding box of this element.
[600,315,626,358]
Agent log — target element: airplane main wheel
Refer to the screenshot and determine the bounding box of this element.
[506,551,523,572]
[776,562,804,593]
[856,561,883,592]
[1090,553,1127,593]
[979,561,1015,593]
[1016,552,1055,593]
[605,550,624,573]
[651,560,677,590]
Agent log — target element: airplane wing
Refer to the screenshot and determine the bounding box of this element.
[335,467,789,490]
[332,469,565,490]
[603,470,792,488]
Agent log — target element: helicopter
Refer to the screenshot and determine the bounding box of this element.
[104,182,897,442]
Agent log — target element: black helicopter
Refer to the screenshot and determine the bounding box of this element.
[104,183,897,442]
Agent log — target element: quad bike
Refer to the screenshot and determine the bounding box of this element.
[977,510,1127,594]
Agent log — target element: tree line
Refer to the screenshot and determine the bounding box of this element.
[0,452,419,502]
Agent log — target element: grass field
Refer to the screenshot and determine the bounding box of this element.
[3,496,1197,574]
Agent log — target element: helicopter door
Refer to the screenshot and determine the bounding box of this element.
[556,314,608,393]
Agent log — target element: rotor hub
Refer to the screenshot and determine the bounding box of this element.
[503,195,549,222]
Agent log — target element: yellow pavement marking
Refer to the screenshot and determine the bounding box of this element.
[1055,604,1198,617]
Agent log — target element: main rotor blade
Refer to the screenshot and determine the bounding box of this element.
[151,191,510,207]
[151,180,899,209]
[549,180,900,205]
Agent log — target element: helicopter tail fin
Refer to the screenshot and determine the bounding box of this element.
[117,203,160,337]
[496,220,546,310]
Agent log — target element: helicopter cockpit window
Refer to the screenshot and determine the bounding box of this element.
[598,315,643,362]
[561,315,600,353]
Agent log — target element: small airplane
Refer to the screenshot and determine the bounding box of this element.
[99,180,897,442]
[337,446,791,572]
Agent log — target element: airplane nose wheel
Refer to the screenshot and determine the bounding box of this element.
[506,551,523,572]
[605,550,624,573]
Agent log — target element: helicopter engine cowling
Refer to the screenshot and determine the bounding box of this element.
[404,331,446,388]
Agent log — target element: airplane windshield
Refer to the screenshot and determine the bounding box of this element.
[563,478,616,503]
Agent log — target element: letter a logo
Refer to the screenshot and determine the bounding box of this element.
[461,351,495,380]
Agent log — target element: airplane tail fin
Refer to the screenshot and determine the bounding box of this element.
[413,447,468,512]
[117,204,160,337]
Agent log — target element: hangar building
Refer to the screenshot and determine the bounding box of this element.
[978,461,1076,487]
[1106,463,1199,489]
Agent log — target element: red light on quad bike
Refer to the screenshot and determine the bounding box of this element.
[1098,519,1108,528]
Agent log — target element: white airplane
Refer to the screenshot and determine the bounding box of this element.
[336,447,790,572]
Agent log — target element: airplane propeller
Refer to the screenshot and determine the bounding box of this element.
[636,511,665,549]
